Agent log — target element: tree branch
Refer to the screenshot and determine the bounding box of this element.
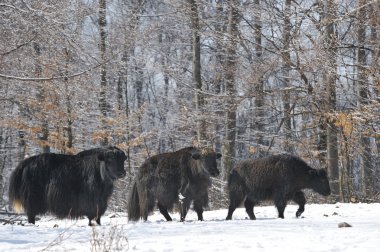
[0,57,113,82]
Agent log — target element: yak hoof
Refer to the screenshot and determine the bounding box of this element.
[247,213,256,220]
[296,210,304,218]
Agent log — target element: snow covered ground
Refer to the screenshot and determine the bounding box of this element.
[0,203,379,252]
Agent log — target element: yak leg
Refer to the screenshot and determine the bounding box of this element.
[275,202,287,219]
[26,202,41,224]
[87,215,98,226]
[180,197,191,222]
[27,212,36,224]
[274,190,287,219]
[141,193,151,221]
[157,202,172,221]
[226,205,237,220]
[96,216,101,225]
[142,211,148,221]
[226,170,246,220]
[244,198,256,220]
[226,191,245,220]
[179,177,191,221]
[193,200,204,221]
[141,198,149,221]
[274,193,287,219]
[141,187,155,221]
[293,191,306,218]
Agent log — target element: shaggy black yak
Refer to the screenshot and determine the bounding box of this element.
[127,147,221,222]
[8,146,127,226]
[226,154,331,220]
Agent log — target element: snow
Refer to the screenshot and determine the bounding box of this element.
[1,203,379,252]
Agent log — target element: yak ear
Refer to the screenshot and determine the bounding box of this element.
[216,153,222,159]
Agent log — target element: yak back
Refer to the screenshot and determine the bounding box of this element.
[154,147,212,184]
[76,146,126,160]
[234,154,315,190]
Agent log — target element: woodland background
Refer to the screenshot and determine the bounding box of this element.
[1,0,379,212]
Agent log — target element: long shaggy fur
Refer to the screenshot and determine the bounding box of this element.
[8,146,127,226]
[226,154,331,220]
[127,147,221,222]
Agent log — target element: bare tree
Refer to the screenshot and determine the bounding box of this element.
[320,0,340,198]
[281,0,294,153]
[356,0,373,197]
[188,0,206,144]
[222,0,239,178]
[253,0,266,157]
[99,0,109,146]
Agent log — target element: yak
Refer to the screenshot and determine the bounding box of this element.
[8,146,127,226]
[226,154,331,220]
[127,147,221,222]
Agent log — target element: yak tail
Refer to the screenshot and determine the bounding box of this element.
[127,181,141,221]
[227,170,241,188]
[227,169,247,197]
[8,166,24,213]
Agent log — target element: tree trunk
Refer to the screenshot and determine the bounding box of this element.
[0,128,7,206]
[135,65,144,109]
[99,0,108,146]
[222,0,239,178]
[357,0,373,197]
[369,1,380,191]
[158,30,173,152]
[120,1,143,176]
[120,50,132,178]
[214,0,226,95]
[213,0,227,154]
[34,41,50,153]
[64,48,73,153]
[282,0,293,153]
[188,0,206,144]
[253,0,265,156]
[323,0,339,198]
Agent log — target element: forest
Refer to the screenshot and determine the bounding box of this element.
[1,0,379,212]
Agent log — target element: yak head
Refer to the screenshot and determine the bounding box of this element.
[309,168,331,196]
[98,147,127,181]
[191,147,222,177]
